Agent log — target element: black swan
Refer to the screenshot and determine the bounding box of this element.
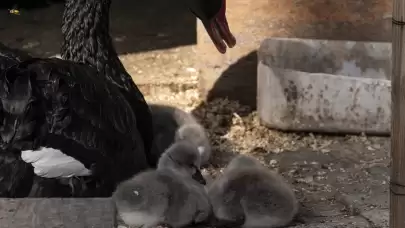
[0,0,236,197]
[113,140,209,228]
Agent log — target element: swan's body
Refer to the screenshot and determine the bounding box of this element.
[1,57,149,197]
[0,0,236,197]
[113,141,210,228]
[0,0,153,197]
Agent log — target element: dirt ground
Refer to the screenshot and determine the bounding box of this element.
[0,1,390,227]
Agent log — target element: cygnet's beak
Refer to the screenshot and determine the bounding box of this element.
[192,169,207,185]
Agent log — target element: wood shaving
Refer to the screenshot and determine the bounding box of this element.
[139,83,381,179]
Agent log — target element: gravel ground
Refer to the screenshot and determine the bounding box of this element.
[146,89,390,228]
[0,2,390,227]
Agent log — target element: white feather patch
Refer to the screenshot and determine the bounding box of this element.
[21,147,91,178]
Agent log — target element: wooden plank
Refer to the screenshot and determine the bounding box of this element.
[391,0,405,227]
[0,198,116,228]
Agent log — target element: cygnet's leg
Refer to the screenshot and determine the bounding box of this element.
[67,176,90,196]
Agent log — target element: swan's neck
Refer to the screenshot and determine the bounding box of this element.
[60,0,132,89]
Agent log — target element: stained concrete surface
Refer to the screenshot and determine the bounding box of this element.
[257,38,391,135]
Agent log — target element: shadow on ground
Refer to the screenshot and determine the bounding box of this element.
[191,0,391,138]
[190,51,257,168]
[0,0,196,57]
[191,51,257,134]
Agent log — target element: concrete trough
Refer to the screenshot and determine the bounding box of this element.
[257,38,391,135]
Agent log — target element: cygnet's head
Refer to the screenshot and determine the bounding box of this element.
[226,154,262,171]
[158,140,206,185]
[175,124,210,156]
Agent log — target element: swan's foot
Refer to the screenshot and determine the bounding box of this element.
[65,176,89,196]
[67,177,78,196]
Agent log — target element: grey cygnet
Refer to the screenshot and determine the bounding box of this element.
[207,154,298,228]
[150,103,211,166]
[112,141,211,228]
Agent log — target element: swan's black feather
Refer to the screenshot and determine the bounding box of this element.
[0,58,149,197]
[61,0,155,167]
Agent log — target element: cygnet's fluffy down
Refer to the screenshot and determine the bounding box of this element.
[112,141,211,228]
[208,154,298,228]
[149,103,211,166]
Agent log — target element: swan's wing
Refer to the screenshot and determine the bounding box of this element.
[38,59,149,179]
[1,58,149,181]
[41,59,139,137]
